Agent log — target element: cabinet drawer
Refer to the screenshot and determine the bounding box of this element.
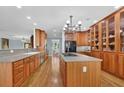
[13,72,24,84]
[13,64,24,70]
[13,67,24,75]
[30,56,35,61]
[13,77,24,87]
[13,60,23,68]
[24,58,30,63]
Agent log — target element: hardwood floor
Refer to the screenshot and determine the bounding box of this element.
[22,56,124,87]
[101,71,124,87]
[22,56,63,87]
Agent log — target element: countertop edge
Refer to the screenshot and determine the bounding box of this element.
[0,52,43,63]
[61,53,102,62]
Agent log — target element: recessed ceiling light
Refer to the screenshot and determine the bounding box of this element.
[33,23,37,26]
[16,6,22,9]
[26,16,31,20]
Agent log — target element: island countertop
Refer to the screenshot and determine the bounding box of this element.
[0,51,44,63]
[61,53,102,62]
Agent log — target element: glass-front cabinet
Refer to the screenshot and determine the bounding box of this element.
[94,24,99,50]
[108,16,115,51]
[101,20,107,51]
[120,11,124,52]
[90,27,95,50]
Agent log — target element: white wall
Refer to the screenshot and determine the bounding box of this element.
[9,39,24,49]
[47,38,62,56]
[0,39,1,49]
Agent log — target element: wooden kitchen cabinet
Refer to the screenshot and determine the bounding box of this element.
[0,63,13,87]
[91,51,101,58]
[13,60,24,87]
[60,56,101,87]
[60,57,66,86]
[117,53,124,78]
[0,53,41,87]
[76,31,88,46]
[102,52,117,74]
[24,58,30,80]
[91,51,118,76]
[34,54,41,69]
[35,29,47,51]
[77,52,91,56]
[29,56,35,74]
[87,7,124,79]
[65,32,76,41]
[108,52,117,74]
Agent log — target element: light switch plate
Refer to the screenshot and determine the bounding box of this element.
[82,66,87,72]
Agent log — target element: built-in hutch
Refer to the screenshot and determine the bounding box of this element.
[88,7,124,79]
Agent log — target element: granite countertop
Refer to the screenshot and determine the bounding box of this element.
[0,52,42,63]
[61,53,102,62]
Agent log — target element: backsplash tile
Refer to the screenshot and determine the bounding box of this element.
[77,46,91,52]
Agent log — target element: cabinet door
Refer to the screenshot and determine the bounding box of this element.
[34,55,38,69]
[29,56,35,74]
[118,54,124,78]
[65,32,76,41]
[60,57,66,86]
[76,32,80,46]
[103,52,109,71]
[91,51,100,58]
[76,32,88,46]
[102,52,117,74]
[34,54,41,69]
[24,58,30,80]
[13,60,24,87]
[100,52,104,70]
[108,53,117,74]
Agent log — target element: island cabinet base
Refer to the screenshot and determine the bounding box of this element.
[60,57,101,87]
[0,63,13,87]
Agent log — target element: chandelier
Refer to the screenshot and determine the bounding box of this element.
[63,15,82,32]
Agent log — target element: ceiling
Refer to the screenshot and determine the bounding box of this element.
[0,6,119,39]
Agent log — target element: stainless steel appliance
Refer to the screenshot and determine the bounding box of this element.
[65,41,76,52]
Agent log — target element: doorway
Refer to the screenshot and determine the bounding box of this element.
[52,39,60,57]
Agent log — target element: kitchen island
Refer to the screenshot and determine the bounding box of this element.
[60,53,102,87]
[0,51,44,87]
